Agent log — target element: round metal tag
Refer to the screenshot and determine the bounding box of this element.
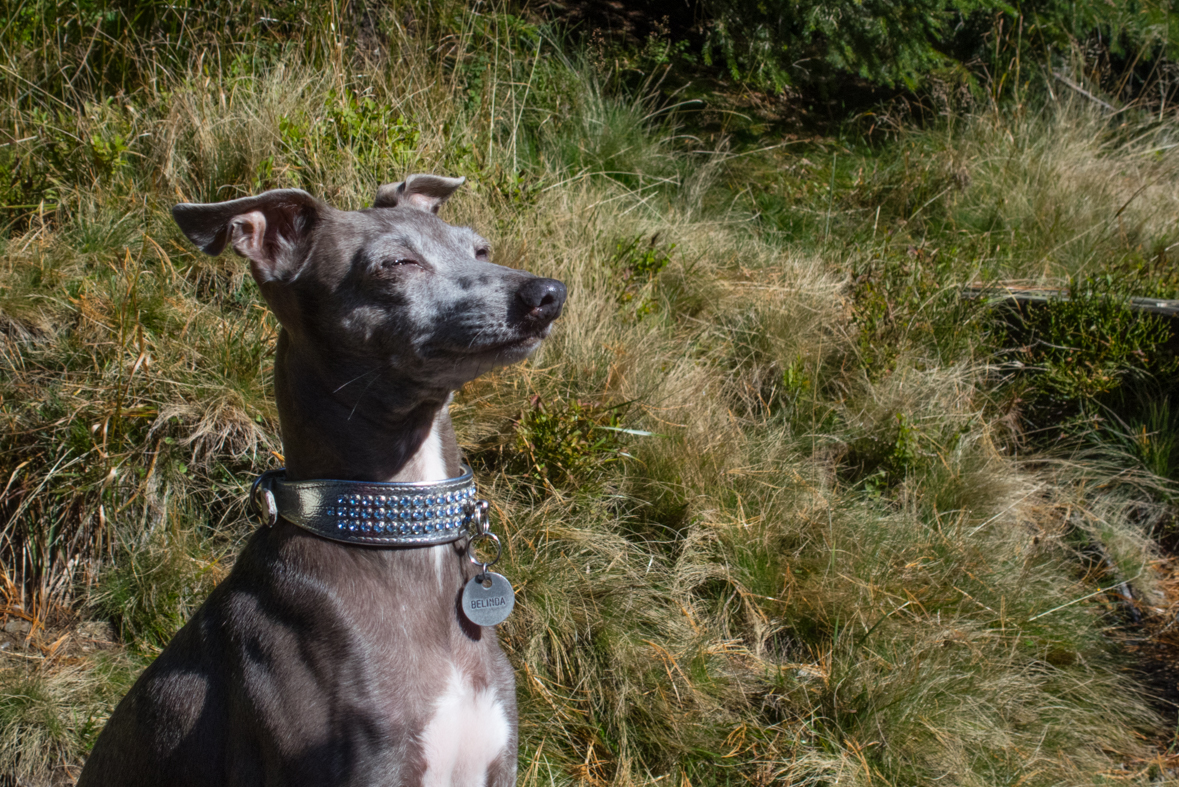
[462,572,515,627]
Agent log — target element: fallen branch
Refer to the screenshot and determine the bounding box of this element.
[1053,72,1118,113]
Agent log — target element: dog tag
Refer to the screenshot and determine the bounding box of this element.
[462,572,515,627]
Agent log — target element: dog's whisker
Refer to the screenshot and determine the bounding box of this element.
[467,325,491,349]
[333,366,382,394]
[347,368,385,421]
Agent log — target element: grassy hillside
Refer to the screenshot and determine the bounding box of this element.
[3,2,1179,784]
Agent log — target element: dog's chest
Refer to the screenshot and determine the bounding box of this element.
[347,547,514,784]
[366,419,514,782]
[417,664,511,785]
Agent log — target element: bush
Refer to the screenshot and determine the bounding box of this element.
[998,279,1179,431]
[572,0,1179,96]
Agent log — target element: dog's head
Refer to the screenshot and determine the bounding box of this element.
[172,175,565,391]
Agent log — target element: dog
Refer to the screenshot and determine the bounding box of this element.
[77,174,566,786]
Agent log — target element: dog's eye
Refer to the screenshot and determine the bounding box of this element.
[381,258,416,269]
[475,247,490,260]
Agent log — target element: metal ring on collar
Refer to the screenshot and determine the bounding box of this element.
[467,531,502,570]
[250,469,282,527]
[468,499,491,536]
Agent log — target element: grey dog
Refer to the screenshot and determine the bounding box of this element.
[77,174,566,786]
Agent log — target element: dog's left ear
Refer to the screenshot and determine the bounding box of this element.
[172,189,322,285]
[373,174,465,213]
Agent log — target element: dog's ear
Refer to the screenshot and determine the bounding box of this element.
[172,189,322,284]
[373,174,465,213]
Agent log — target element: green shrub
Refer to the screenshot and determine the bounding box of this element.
[612,234,674,318]
[507,398,626,487]
[997,277,1179,433]
[690,0,1179,93]
[849,242,983,374]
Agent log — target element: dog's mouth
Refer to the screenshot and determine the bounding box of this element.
[415,321,556,388]
[424,324,550,366]
[475,331,546,359]
[474,321,554,353]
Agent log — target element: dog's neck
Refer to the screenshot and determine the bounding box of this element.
[272,331,462,483]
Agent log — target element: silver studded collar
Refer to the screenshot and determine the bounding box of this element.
[250,466,480,547]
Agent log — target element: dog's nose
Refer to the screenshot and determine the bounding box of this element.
[517,278,566,324]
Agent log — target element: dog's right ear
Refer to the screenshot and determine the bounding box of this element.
[172,189,322,284]
[373,174,465,213]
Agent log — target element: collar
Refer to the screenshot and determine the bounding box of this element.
[251,466,479,547]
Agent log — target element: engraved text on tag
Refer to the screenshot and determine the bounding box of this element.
[462,572,515,627]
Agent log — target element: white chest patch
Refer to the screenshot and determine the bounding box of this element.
[414,426,447,482]
[396,421,451,587]
[420,666,510,787]
[431,543,448,587]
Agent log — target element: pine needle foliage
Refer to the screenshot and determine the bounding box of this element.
[580,0,1179,94]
